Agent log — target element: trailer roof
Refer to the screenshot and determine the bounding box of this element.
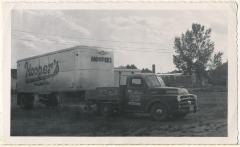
[17,45,109,62]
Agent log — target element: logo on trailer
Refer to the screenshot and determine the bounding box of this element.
[24,59,59,83]
[91,56,112,63]
[98,51,107,55]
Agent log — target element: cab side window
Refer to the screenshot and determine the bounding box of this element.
[130,78,144,87]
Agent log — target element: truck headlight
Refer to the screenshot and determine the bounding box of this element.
[193,94,197,100]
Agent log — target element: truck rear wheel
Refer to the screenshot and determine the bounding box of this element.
[150,103,168,121]
[19,94,34,110]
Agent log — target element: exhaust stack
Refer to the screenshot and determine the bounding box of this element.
[152,64,155,73]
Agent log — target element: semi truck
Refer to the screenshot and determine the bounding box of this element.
[16,46,197,120]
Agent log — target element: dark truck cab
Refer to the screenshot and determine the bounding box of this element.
[86,73,198,121]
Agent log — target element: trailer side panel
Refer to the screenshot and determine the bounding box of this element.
[17,46,114,93]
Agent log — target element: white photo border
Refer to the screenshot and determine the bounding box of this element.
[1,0,238,144]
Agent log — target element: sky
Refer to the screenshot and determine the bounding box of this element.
[11,10,228,73]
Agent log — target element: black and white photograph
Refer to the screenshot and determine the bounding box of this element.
[2,1,238,145]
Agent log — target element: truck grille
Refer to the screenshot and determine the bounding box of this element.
[179,95,197,109]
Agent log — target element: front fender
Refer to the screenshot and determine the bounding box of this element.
[144,95,179,113]
[144,99,169,112]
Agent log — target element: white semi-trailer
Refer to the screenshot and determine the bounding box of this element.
[17,46,114,108]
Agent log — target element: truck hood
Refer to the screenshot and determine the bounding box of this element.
[149,87,189,95]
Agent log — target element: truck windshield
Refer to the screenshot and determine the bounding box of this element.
[145,75,165,87]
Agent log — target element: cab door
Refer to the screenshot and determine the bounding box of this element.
[126,77,146,111]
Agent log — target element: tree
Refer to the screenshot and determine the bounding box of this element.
[173,23,223,83]
[168,69,181,74]
[209,51,223,70]
[208,62,227,85]
[126,64,137,69]
[141,68,152,73]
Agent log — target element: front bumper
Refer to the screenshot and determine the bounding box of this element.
[177,94,198,113]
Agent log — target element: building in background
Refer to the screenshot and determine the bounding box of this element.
[158,72,209,88]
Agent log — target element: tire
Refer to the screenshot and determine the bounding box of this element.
[19,94,34,110]
[150,103,168,121]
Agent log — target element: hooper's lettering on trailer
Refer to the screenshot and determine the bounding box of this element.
[91,56,112,63]
[24,59,59,83]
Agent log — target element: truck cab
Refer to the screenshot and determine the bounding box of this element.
[84,73,198,121]
[123,73,197,120]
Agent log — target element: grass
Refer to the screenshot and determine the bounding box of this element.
[10,90,227,136]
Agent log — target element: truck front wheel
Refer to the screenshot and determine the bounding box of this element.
[150,103,168,121]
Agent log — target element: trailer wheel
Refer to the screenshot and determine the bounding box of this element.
[19,94,34,110]
[150,103,168,121]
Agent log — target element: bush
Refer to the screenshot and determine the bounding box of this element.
[208,62,227,86]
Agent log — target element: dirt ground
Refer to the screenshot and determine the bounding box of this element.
[10,90,227,136]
